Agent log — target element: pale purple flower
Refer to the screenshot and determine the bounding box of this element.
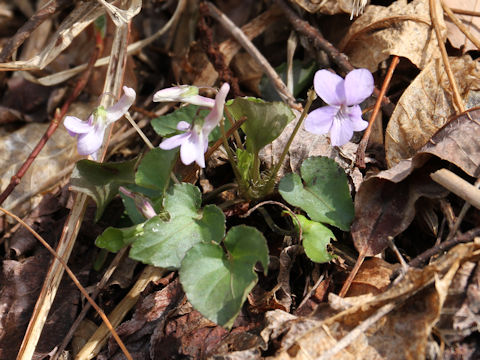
[153,85,215,108]
[64,86,136,159]
[159,83,230,168]
[304,69,373,147]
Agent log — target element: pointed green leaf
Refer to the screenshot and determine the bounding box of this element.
[296,215,335,263]
[227,98,295,154]
[96,183,225,269]
[260,60,316,101]
[180,225,268,328]
[135,148,177,192]
[279,156,354,230]
[70,159,137,221]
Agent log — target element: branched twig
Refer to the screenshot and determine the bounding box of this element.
[356,56,399,168]
[442,2,480,50]
[0,30,104,207]
[0,207,133,360]
[204,1,299,110]
[409,227,480,268]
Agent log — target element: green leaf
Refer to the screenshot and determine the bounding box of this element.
[180,225,268,328]
[151,105,228,142]
[227,98,295,154]
[96,183,225,269]
[279,156,354,231]
[70,159,137,221]
[260,60,316,101]
[296,215,335,263]
[135,148,177,192]
[236,148,255,183]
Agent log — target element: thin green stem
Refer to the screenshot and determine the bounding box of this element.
[224,107,244,150]
[219,116,246,191]
[264,89,316,193]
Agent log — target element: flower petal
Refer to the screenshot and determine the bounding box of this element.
[203,83,230,134]
[345,105,368,131]
[344,69,374,106]
[177,121,191,131]
[77,124,105,155]
[106,86,136,123]
[153,86,215,108]
[159,132,190,150]
[304,106,337,134]
[64,115,93,135]
[329,115,354,147]
[313,70,346,106]
[180,131,205,167]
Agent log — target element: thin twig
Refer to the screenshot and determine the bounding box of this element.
[0,30,103,207]
[0,207,133,360]
[356,56,399,168]
[124,112,154,149]
[318,302,397,360]
[204,1,299,110]
[409,227,480,268]
[431,169,480,210]
[430,0,465,113]
[0,0,69,62]
[442,2,480,51]
[51,247,128,360]
[240,200,302,240]
[450,8,480,17]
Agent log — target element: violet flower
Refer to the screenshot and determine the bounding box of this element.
[304,69,373,147]
[153,85,215,108]
[64,86,136,159]
[159,83,230,168]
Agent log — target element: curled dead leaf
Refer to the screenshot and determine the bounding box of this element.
[385,56,480,167]
[340,0,445,72]
[352,109,480,256]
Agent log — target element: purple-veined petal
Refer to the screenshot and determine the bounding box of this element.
[159,132,190,150]
[177,121,191,131]
[345,105,368,131]
[64,115,93,135]
[183,95,215,108]
[344,69,374,106]
[329,114,354,147]
[304,106,337,134]
[203,83,230,134]
[179,131,205,167]
[77,123,106,155]
[105,86,136,123]
[313,70,346,106]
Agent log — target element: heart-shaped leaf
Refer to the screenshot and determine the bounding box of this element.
[96,183,225,268]
[70,158,137,221]
[180,225,268,328]
[279,156,354,231]
[227,98,295,155]
[296,215,335,263]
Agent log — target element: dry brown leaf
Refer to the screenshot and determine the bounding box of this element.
[352,107,480,256]
[444,0,480,52]
[346,258,397,297]
[385,56,480,167]
[259,243,479,359]
[340,0,445,72]
[288,0,357,15]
